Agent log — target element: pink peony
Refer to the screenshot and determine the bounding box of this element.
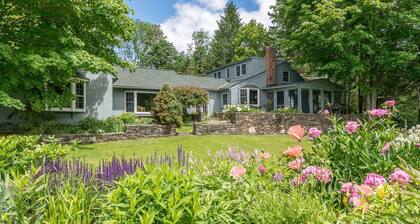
[288,158,304,170]
[345,121,360,134]
[230,165,246,180]
[385,100,396,107]
[349,194,363,207]
[357,184,373,196]
[364,173,387,187]
[302,166,318,177]
[314,167,332,183]
[260,152,272,160]
[273,172,283,182]
[380,143,391,155]
[291,175,306,186]
[283,145,302,158]
[287,125,305,141]
[340,182,354,193]
[308,127,322,140]
[258,164,266,175]
[416,143,420,148]
[368,109,390,118]
[324,109,330,115]
[389,168,411,185]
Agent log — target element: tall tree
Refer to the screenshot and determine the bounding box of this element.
[0,0,134,111]
[118,20,185,72]
[270,0,419,113]
[186,30,210,75]
[233,19,271,61]
[206,2,242,70]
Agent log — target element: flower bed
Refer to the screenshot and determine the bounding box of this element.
[0,101,419,223]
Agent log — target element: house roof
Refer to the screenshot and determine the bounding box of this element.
[113,68,229,91]
[206,57,264,74]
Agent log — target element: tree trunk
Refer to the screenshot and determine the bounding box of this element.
[358,88,363,114]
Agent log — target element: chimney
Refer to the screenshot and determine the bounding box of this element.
[265,47,276,87]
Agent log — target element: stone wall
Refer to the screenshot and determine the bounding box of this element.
[193,123,237,135]
[44,124,176,144]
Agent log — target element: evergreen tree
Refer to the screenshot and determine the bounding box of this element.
[205,2,242,70]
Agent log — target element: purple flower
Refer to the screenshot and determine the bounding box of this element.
[308,127,322,140]
[380,143,391,155]
[345,121,360,134]
[273,172,283,183]
[389,168,411,185]
[364,173,387,187]
[340,182,354,193]
[314,167,332,183]
[368,109,390,118]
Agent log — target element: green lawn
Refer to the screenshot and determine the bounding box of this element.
[68,135,311,164]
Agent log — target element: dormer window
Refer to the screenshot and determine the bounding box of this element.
[241,64,247,75]
[217,71,221,78]
[213,72,217,78]
[226,68,230,78]
[236,65,240,77]
[282,71,290,83]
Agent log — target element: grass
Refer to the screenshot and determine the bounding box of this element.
[176,125,193,133]
[68,135,311,164]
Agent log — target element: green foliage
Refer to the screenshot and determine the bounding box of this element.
[152,84,183,127]
[395,96,419,128]
[233,19,271,61]
[173,86,208,108]
[116,112,138,125]
[206,2,242,70]
[0,0,135,111]
[309,115,420,183]
[274,107,301,114]
[186,30,210,75]
[0,91,25,110]
[0,135,67,176]
[223,105,262,112]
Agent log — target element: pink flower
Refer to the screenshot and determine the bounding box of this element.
[324,109,330,115]
[385,100,396,107]
[260,152,272,160]
[288,158,304,170]
[364,173,386,187]
[345,121,360,134]
[273,172,283,182]
[368,109,390,118]
[283,145,302,158]
[291,175,306,186]
[287,125,305,141]
[230,165,246,180]
[340,182,354,193]
[380,143,391,155]
[258,164,266,175]
[314,167,332,183]
[389,168,411,185]
[302,166,318,177]
[349,194,363,207]
[308,127,322,140]
[357,184,373,196]
[416,143,420,148]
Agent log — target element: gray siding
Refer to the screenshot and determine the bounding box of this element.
[207,58,265,81]
[276,62,304,86]
[208,91,221,115]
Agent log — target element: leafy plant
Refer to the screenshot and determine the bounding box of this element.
[152,84,183,127]
[274,107,300,114]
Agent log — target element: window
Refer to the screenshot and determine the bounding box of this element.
[226,68,230,78]
[288,89,298,109]
[217,71,221,78]
[277,91,284,109]
[282,71,290,83]
[48,82,86,112]
[222,93,228,105]
[324,91,332,106]
[334,91,343,105]
[301,89,310,113]
[312,90,321,113]
[213,72,217,78]
[241,64,247,75]
[236,65,241,77]
[239,88,259,106]
[266,92,274,111]
[125,91,157,114]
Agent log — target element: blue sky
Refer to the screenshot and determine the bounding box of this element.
[124,0,275,51]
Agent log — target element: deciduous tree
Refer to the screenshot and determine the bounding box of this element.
[233,19,271,61]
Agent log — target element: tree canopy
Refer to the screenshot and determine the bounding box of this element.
[233,19,271,61]
[0,0,135,111]
[270,0,419,112]
[186,30,211,75]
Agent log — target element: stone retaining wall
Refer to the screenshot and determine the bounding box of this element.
[195,112,360,135]
[45,124,176,144]
[193,123,237,135]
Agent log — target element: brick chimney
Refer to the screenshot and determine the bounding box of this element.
[265,47,276,87]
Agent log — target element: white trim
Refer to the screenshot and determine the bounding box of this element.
[124,91,157,115]
[239,87,260,106]
[48,82,87,112]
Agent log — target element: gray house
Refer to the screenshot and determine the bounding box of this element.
[0,48,344,125]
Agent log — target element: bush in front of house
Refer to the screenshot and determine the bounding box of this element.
[222,105,261,113]
[152,84,183,127]
[273,107,300,113]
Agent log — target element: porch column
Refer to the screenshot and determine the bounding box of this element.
[297,87,302,112]
[331,91,335,109]
[309,89,314,113]
[320,90,325,110]
[273,91,278,110]
[284,89,290,108]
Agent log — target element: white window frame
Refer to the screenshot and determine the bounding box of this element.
[282,71,290,83]
[239,88,259,106]
[222,93,228,105]
[124,91,157,116]
[48,82,86,112]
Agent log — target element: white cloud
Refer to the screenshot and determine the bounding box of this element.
[160,0,276,52]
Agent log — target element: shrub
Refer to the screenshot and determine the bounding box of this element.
[152,84,183,127]
[116,112,137,125]
[173,86,208,108]
[274,107,300,113]
[222,105,261,112]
